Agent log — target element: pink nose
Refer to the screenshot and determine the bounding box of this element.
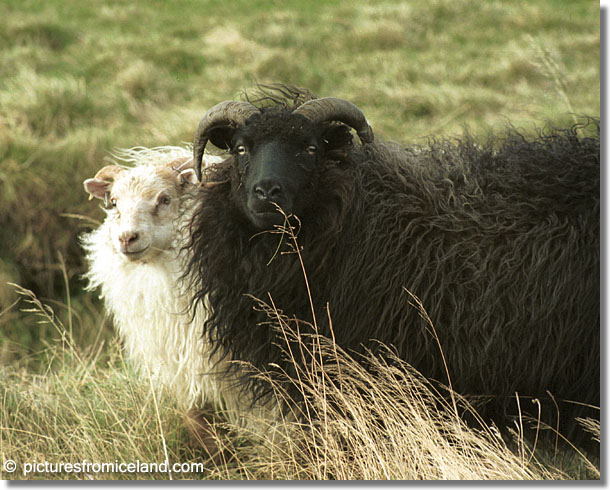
[119,231,139,251]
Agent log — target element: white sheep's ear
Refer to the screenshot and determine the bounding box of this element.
[83,164,124,200]
[179,168,199,185]
[84,178,113,201]
[167,157,198,185]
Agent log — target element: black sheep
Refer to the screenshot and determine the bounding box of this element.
[186,86,599,445]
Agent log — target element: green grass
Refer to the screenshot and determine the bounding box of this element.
[0,0,600,479]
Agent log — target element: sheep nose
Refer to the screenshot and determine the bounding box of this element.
[119,231,139,248]
[253,180,282,202]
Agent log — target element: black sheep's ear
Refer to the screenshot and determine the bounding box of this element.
[207,126,237,150]
[324,123,354,154]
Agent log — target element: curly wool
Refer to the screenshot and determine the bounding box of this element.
[187,115,599,439]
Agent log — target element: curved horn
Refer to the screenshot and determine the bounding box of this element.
[294,97,374,145]
[193,101,260,181]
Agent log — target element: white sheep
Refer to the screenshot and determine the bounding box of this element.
[81,146,282,449]
[81,146,227,412]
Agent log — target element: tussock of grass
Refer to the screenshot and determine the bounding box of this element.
[1,285,598,480]
[2,19,77,52]
[228,343,556,479]
[1,287,210,480]
[0,69,94,138]
[1,352,212,480]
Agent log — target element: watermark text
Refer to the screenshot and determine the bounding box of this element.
[3,459,205,477]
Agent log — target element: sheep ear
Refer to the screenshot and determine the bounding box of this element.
[179,168,199,186]
[207,126,236,150]
[164,157,198,186]
[323,124,354,163]
[84,178,113,201]
[324,124,353,150]
[84,164,124,200]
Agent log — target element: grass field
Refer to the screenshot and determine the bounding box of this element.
[0,0,600,480]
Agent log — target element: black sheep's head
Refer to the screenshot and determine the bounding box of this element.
[193,97,374,231]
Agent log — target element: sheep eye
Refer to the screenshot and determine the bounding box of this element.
[157,195,171,206]
[236,145,247,155]
[306,145,317,155]
[108,197,117,208]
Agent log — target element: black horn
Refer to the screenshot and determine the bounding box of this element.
[193,101,260,181]
[294,97,374,145]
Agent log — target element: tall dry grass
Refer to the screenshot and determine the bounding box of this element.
[1,284,598,480]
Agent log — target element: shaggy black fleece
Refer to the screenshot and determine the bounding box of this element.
[186,99,599,444]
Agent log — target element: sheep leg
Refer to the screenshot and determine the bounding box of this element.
[184,408,225,463]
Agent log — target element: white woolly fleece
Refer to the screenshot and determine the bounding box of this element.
[81,147,278,432]
[81,177,225,411]
[82,223,217,409]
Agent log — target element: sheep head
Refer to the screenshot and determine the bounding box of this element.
[83,157,198,262]
[193,97,374,230]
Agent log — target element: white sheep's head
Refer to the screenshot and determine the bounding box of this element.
[83,157,198,262]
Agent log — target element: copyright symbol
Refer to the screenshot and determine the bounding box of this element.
[4,459,17,473]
